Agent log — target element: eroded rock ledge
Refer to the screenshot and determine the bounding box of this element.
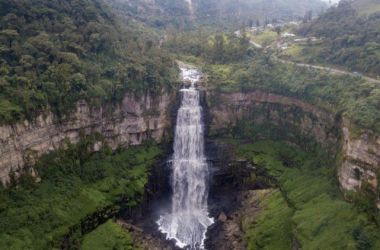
[208,91,380,198]
[340,119,380,193]
[0,90,174,184]
[0,88,378,201]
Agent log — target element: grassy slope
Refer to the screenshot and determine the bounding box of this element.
[81,220,134,250]
[247,30,278,47]
[233,140,380,250]
[0,141,161,249]
[243,190,293,250]
[282,43,325,63]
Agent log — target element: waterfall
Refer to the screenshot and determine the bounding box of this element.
[185,0,194,16]
[157,67,213,249]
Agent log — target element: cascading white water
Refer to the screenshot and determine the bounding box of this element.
[185,0,194,16]
[157,67,213,249]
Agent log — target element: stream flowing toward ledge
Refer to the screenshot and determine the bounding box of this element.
[157,67,214,249]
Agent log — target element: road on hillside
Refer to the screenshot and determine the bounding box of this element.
[236,30,380,84]
[249,40,263,49]
[275,58,380,84]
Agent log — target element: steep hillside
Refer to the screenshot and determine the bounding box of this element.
[297,1,380,76]
[352,0,380,16]
[106,0,327,30]
[193,0,327,24]
[105,0,191,29]
[0,0,177,124]
[167,31,379,134]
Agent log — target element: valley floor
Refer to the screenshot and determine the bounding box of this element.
[112,140,380,250]
[232,140,380,250]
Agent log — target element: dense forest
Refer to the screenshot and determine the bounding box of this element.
[106,0,327,30]
[105,0,192,29]
[192,0,327,26]
[0,0,332,128]
[297,1,380,76]
[0,0,178,123]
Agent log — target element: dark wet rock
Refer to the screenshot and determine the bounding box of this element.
[205,189,274,250]
[218,212,227,222]
[118,220,179,250]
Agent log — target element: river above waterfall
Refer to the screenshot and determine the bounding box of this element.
[157,66,214,249]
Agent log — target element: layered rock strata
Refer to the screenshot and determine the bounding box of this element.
[0,91,173,184]
[208,91,380,196]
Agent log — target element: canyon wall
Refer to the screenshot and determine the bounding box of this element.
[208,91,380,197]
[340,118,380,194]
[1,87,379,200]
[0,90,174,185]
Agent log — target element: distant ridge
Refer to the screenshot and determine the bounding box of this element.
[193,0,328,22]
[351,0,380,15]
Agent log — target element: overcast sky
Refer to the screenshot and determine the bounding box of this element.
[322,0,340,4]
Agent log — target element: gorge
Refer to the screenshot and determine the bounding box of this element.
[1,0,380,249]
[1,62,379,249]
[1,76,378,205]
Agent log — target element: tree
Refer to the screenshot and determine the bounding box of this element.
[248,19,253,28]
[213,34,225,62]
[303,10,313,23]
[0,0,177,124]
[0,29,19,48]
[275,26,282,35]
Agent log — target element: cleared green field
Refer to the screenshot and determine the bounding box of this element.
[81,220,135,250]
[247,30,278,46]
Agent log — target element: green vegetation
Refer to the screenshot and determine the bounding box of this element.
[0,135,162,249]
[0,0,178,123]
[205,57,380,133]
[243,190,293,250]
[352,0,380,16]
[282,43,325,63]
[193,0,326,26]
[247,30,278,47]
[109,0,327,31]
[0,1,379,249]
[166,30,252,64]
[106,0,192,30]
[81,220,135,250]
[169,28,380,133]
[298,1,380,76]
[234,140,380,250]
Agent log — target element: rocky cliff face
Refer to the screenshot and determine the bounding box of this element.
[208,91,380,198]
[339,118,380,195]
[1,87,378,201]
[209,91,339,148]
[0,90,174,185]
